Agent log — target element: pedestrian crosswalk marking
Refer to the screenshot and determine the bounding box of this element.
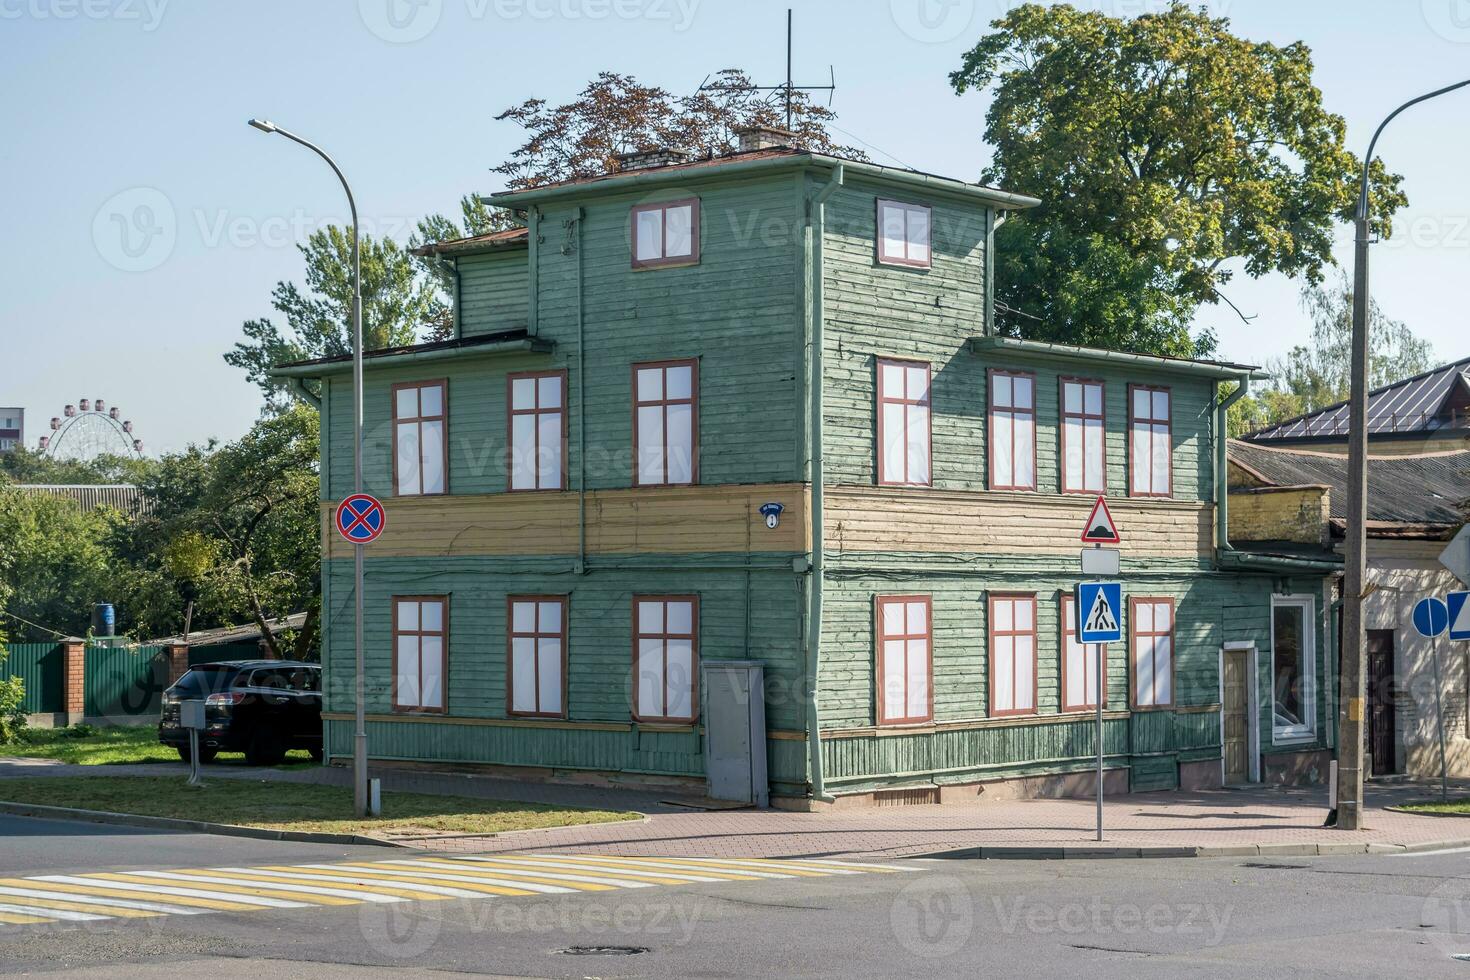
[0,853,911,929]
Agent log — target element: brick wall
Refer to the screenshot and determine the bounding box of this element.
[1227,485,1330,545]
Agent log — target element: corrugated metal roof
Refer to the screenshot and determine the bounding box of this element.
[272,328,537,371]
[11,484,149,515]
[152,612,308,647]
[1243,355,1470,442]
[1227,440,1468,526]
[411,226,529,257]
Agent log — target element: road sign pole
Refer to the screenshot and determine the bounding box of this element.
[1432,632,1449,804]
[1096,640,1105,842]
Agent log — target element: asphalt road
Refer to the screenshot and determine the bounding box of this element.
[4,815,1470,978]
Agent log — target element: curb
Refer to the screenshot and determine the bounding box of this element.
[0,800,403,849]
[919,838,1470,860]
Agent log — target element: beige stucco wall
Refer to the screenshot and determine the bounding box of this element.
[1362,541,1469,778]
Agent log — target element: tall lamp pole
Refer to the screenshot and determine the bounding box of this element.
[1335,78,1470,830]
[248,119,370,819]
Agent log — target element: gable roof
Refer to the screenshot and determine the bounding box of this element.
[411,226,528,258]
[1243,355,1470,443]
[1228,440,1468,528]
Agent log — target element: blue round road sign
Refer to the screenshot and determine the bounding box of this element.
[1413,596,1449,638]
[335,493,386,544]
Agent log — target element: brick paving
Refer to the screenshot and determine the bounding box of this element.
[6,757,1469,860]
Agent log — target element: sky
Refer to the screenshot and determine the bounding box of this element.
[2,0,1468,455]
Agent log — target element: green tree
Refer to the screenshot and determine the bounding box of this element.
[493,69,867,190]
[225,227,441,413]
[1229,271,1435,435]
[0,630,24,745]
[951,2,1407,356]
[161,407,321,659]
[0,486,113,639]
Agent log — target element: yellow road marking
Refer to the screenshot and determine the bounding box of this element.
[397,857,669,888]
[0,909,53,925]
[262,865,541,897]
[502,854,808,879]
[330,861,580,895]
[117,871,363,906]
[0,894,156,918]
[443,855,748,884]
[23,878,263,912]
[83,872,329,907]
[208,867,475,901]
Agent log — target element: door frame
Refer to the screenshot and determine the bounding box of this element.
[1219,641,1261,784]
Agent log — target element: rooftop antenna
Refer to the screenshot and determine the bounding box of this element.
[699,8,835,133]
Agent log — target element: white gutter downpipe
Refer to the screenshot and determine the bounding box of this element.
[805,165,843,804]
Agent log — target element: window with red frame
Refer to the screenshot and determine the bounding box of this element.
[1061,594,1105,711]
[634,597,698,723]
[508,596,566,718]
[631,199,698,268]
[1129,385,1172,497]
[877,359,931,486]
[989,371,1035,490]
[1131,597,1174,708]
[508,371,566,491]
[393,381,447,496]
[1061,378,1105,494]
[877,199,931,268]
[989,594,1037,716]
[877,595,931,724]
[394,596,447,712]
[634,360,697,486]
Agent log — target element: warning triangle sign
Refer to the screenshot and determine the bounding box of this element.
[1080,496,1121,544]
[1084,588,1119,635]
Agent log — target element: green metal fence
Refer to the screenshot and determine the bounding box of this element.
[4,642,64,714]
[188,641,263,665]
[83,644,167,721]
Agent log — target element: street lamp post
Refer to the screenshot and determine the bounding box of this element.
[248,119,371,819]
[1334,79,1470,830]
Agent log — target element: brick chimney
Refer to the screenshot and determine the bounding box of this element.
[735,124,796,153]
[613,147,693,172]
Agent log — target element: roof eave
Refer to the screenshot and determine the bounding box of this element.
[267,336,554,379]
[970,336,1266,381]
[486,153,1042,211]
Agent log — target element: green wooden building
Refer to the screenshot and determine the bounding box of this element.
[270,127,1341,806]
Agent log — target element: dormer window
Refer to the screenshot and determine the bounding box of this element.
[877,199,931,268]
[631,199,699,269]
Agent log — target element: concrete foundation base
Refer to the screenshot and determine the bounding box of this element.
[1263,748,1331,787]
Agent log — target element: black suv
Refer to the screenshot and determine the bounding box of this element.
[159,660,323,766]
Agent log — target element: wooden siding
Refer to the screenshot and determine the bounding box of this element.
[818,180,1216,502]
[320,555,810,786]
[825,487,1211,559]
[320,483,810,559]
[458,250,529,338]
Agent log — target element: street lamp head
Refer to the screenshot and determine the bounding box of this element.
[247,118,278,134]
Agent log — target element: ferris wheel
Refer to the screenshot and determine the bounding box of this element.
[39,398,144,460]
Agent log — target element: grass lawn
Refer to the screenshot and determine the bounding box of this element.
[0,776,639,837]
[1397,799,1470,815]
[3,726,314,767]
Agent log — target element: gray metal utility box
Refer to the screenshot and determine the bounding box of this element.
[702,660,769,807]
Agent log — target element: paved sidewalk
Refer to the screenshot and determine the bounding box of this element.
[5,757,1469,860]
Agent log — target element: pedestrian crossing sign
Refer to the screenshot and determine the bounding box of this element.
[1450,591,1470,641]
[1076,582,1123,644]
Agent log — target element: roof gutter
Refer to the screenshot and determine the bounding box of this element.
[1217,375,1252,555]
[486,154,1041,212]
[267,337,553,379]
[971,336,1269,381]
[804,164,844,806]
[1217,550,1344,574]
[285,377,322,410]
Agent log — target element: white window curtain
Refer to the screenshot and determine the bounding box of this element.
[395,598,446,710]
[510,374,564,491]
[1063,596,1102,710]
[510,598,564,716]
[879,597,931,723]
[1063,380,1105,493]
[1132,599,1173,707]
[635,364,696,486]
[635,599,696,721]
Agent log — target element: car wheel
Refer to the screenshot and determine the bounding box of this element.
[176,745,218,765]
[245,729,287,767]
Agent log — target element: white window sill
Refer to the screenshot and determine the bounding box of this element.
[1272,731,1317,746]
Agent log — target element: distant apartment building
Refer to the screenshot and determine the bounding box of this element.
[0,408,23,453]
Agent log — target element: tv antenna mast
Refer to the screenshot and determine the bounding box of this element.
[698,9,835,131]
